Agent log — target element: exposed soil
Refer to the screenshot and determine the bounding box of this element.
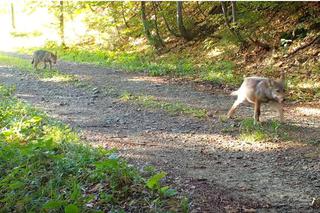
[0,53,319,212]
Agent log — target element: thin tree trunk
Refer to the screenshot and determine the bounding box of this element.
[231,1,236,22]
[158,3,180,37]
[163,14,180,37]
[176,1,192,41]
[221,2,229,25]
[141,1,153,45]
[10,2,15,30]
[59,1,66,47]
[221,1,245,45]
[121,4,129,28]
[152,3,164,47]
[221,2,229,22]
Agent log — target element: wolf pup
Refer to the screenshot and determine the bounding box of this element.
[31,50,57,70]
[227,73,285,123]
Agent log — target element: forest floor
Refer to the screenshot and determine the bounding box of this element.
[0,52,319,212]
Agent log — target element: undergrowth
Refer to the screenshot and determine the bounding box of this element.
[239,118,286,142]
[0,85,186,212]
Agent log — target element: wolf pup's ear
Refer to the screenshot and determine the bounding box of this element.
[278,71,285,86]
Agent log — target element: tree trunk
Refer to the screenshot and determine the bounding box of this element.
[221,1,246,46]
[141,1,163,49]
[231,1,236,22]
[176,1,192,41]
[121,4,129,28]
[157,3,180,37]
[163,14,180,37]
[10,2,15,30]
[152,3,165,47]
[221,2,229,25]
[59,1,66,47]
[141,2,154,45]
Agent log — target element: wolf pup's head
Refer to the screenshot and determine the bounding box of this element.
[269,72,285,103]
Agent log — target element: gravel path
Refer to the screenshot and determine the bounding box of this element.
[0,53,319,212]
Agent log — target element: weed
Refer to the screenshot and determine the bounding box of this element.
[239,118,283,142]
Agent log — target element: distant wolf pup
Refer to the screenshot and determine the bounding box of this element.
[31,50,57,70]
[227,73,285,123]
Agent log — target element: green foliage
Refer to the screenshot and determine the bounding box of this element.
[120,91,208,119]
[146,171,167,190]
[0,85,185,212]
[146,172,177,199]
[65,204,79,213]
[201,61,241,86]
[239,118,284,142]
[181,197,190,213]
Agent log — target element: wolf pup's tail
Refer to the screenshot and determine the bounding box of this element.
[31,58,34,64]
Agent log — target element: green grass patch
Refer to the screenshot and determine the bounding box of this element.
[120,91,207,119]
[0,85,186,212]
[239,118,285,142]
[200,60,241,86]
[0,53,76,83]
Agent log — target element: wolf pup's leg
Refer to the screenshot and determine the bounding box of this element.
[34,61,39,70]
[227,98,243,118]
[275,102,284,122]
[270,102,284,122]
[254,100,261,124]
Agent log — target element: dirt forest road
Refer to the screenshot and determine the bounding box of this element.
[0,53,319,212]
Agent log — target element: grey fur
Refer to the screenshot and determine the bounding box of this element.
[31,50,57,70]
[227,74,285,123]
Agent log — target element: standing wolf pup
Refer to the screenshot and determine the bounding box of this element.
[227,72,285,123]
[31,50,57,70]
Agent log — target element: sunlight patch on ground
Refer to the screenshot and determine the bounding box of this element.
[206,47,223,57]
[296,81,320,89]
[295,107,320,116]
[40,75,74,83]
[127,76,167,84]
[142,131,294,152]
[0,71,14,77]
[16,93,35,98]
